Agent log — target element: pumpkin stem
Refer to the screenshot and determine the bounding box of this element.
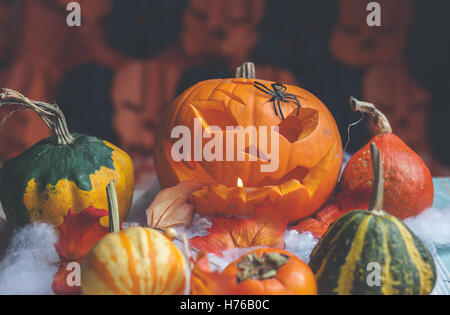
[0,88,75,145]
[236,252,290,283]
[236,62,256,79]
[368,143,384,213]
[106,180,121,233]
[349,97,392,135]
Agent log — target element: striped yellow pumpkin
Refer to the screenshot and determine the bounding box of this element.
[81,227,187,295]
[309,144,436,295]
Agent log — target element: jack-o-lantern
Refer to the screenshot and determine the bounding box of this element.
[181,0,266,67]
[112,53,187,157]
[154,63,343,223]
[0,62,56,161]
[363,63,432,162]
[330,0,414,67]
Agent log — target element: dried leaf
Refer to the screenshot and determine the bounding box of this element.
[52,207,109,295]
[190,252,235,295]
[146,180,205,229]
[292,203,344,238]
[52,260,82,295]
[189,199,288,256]
[292,218,326,239]
[315,203,344,225]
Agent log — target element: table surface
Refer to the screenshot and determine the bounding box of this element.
[433,178,450,271]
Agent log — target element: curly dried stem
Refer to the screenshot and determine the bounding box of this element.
[0,88,74,145]
[349,97,392,135]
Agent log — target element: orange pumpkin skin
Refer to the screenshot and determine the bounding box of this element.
[81,227,187,295]
[154,69,343,223]
[221,248,317,295]
[337,133,434,219]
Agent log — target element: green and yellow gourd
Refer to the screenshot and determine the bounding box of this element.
[0,89,135,227]
[309,143,436,295]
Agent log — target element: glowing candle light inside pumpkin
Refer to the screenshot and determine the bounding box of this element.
[237,177,244,188]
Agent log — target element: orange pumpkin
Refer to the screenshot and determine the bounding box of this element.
[0,62,55,160]
[221,248,317,295]
[336,98,434,219]
[112,50,187,158]
[155,62,343,223]
[81,227,187,295]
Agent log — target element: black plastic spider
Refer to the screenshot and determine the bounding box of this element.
[254,82,301,120]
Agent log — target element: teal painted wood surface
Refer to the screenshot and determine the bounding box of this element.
[433,178,450,272]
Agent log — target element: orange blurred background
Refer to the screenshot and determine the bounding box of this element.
[0,0,448,187]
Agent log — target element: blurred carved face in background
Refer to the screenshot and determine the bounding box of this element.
[330,0,413,66]
[363,64,431,161]
[48,0,112,24]
[181,0,265,64]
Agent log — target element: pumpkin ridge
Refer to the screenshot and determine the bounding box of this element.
[378,217,395,295]
[383,217,421,294]
[312,213,365,284]
[389,217,436,294]
[309,211,362,263]
[336,216,372,294]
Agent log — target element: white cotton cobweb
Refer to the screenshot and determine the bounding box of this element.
[284,230,319,264]
[174,213,212,239]
[0,222,59,295]
[404,207,450,249]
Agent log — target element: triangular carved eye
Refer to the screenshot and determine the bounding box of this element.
[278,108,319,143]
[189,100,238,129]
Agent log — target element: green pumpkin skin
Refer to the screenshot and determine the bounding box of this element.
[309,210,437,295]
[0,133,135,227]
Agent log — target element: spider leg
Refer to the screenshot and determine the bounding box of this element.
[277,98,285,120]
[283,95,301,117]
[254,82,275,95]
[272,98,279,116]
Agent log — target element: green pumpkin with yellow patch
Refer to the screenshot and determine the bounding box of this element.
[0,89,134,227]
[309,143,436,295]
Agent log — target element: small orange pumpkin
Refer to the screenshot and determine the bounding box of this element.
[155,62,343,223]
[81,227,187,295]
[336,98,434,219]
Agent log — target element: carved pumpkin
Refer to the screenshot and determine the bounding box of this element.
[0,62,56,161]
[154,63,343,223]
[363,63,432,161]
[112,52,187,157]
[81,227,187,295]
[330,0,413,67]
[181,0,266,66]
[0,0,17,66]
